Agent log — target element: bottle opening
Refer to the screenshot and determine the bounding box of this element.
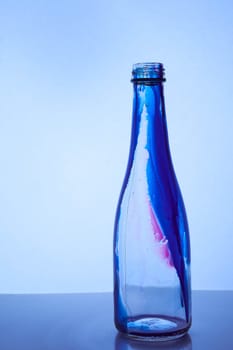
[131,62,165,83]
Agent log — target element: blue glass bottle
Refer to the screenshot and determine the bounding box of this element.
[113,63,191,340]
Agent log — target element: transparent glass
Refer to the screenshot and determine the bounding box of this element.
[113,63,191,340]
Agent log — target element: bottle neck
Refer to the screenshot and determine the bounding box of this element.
[131,63,166,133]
[125,63,173,192]
[133,82,165,122]
[130,82,168,158]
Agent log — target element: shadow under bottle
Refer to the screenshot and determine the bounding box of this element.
[115,333,192,350]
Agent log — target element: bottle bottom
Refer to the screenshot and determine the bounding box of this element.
[118,315,190,341]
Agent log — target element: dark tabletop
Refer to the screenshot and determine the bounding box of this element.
[0,291,232,349]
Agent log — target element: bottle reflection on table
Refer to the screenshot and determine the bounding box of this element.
[115,333,192,350]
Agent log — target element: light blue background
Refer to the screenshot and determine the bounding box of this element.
[0,0,232,293]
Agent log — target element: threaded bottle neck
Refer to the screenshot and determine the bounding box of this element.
[131,62,165,84]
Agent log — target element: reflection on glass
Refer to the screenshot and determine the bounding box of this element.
[115,333,192,350]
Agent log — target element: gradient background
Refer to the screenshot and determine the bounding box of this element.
[0,0,232,293]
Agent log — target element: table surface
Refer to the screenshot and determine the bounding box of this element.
[0,291,232,349]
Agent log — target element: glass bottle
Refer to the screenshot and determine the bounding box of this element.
[113,63,191,340]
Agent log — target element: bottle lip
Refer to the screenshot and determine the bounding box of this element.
[131,62,166,83]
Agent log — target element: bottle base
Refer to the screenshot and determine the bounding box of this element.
[126,331,188,342]
[117,315,190,341]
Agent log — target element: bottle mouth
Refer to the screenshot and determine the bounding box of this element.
[131,62,165,83]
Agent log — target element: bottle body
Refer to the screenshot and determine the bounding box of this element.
[113,63,191,340]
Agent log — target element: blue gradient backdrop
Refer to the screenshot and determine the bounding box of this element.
[0,0,232,292]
